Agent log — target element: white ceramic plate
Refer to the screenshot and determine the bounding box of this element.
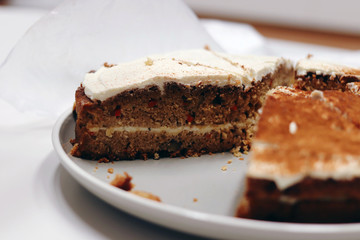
[52,108,360,240]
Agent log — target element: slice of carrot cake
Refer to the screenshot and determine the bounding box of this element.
[237,86,360,223]
[71,49,293,160]
[294,56,360,91]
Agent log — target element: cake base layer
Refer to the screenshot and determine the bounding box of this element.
[237,178,360,223]
[238,198,360,223]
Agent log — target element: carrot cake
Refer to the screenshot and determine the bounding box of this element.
[294,56,360,91]
[71,49,293,160]
[237,86,360,223]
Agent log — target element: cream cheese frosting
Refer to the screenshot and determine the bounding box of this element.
[296,57,360,77]
[83,49,292,101]
[247,142,360,190]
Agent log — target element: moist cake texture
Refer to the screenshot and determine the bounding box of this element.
[237,86,360,222]
[295,56,360,91]
[71,49,293,160]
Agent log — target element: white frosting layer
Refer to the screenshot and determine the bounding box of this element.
[248,148,360,191]
[296,57,360,77]
[83,49,292,101]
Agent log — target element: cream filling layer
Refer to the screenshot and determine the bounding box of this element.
[279,196,349,205]
[88,122,248,137]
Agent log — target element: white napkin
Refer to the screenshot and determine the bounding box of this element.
[0,0,221,117]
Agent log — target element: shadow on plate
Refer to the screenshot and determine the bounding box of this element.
[35,151,207,240]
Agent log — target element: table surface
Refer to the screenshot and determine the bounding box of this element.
[1,5,359,240]
[198,15,360,50]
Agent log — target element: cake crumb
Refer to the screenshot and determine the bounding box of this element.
[204,45,210,50]
[131,190,161,202]
[107,168,114,174]
[239,157,244,160]
[98,157,110,163]
[69,143,79,156]
[289,121,298,135]
[104,62,115,68]
[221,165,228,171]
[107,175,110,179]
[153,152,160,160]
[145,58,154,66]
[193,198,198,202]
[230,146,242,157]
[227,160,232,164]
[110,172,134,191]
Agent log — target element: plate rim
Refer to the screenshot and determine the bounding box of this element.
[52,108,360,239]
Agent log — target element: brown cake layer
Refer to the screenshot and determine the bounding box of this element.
[237,87,360,222]
[294,71,360,91]
[238,178,360,222]
[238,194,360,223]
[238,178,360,223]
